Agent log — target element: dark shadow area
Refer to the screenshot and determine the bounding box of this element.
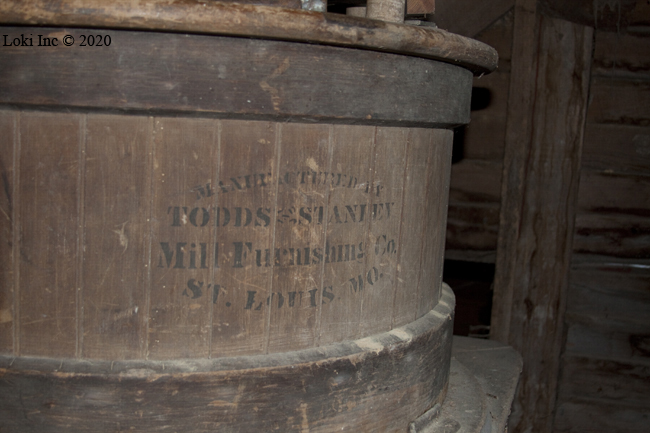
[452,87,492,165]
[452,125,465,163]
[470,87,492,111]
[443,259,494,337]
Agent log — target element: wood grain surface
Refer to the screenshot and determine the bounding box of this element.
[0,26,473,128]
[0,3,477,431]
[267,123,331,351]
[82,115,153,360]
[407,0,435,15]
[392,129,437,326]
[318,125,374,345]
[212,120,278,356]
[18,112,82,358]
[0,286,455,433]
[0,111,15,355]
[490,2,594,431]
[0,0,498,75]
[0,115,454,359]
[147,118,218,359]
[358,127,407,336]
[555,256,650,433]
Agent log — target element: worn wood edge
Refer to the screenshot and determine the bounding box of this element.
[0,284,455,375]
[0,286,455,431]
[418,355,487,433]
[0,0,497,75]
[0,25,474,128]
[0,105,467,129]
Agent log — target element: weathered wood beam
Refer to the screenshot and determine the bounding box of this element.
[432,0,514,37]
[490,0,594,431]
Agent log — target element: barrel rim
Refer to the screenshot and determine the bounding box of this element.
[0,0,498,75]
[0,287,454,432]
[0,28,474,127]
[0,284,454,374]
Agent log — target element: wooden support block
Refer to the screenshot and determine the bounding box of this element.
[367,0,405,23]
[407,0,435,15]
[346,6,367,16]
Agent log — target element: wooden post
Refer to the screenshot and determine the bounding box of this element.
[490,0,593,431]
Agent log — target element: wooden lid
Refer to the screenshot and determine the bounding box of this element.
[0,0,498,75]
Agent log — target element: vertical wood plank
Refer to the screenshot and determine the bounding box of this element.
[392,129,432,327]
[490,1,593,430]
[417,129,453,316]
[359,127,406,336]
[0,111,15,354]
[268,123,331,351]
[18,112,81,357]
[318,125,374,345]
[211,119,277,356]
[491,0,539,343]
[148,117,217,359]
[82,114,152,360]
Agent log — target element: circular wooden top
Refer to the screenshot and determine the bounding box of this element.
[0,0,498,75]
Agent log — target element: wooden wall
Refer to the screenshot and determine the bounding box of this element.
[553,29,650,433]
[444,11,512,263]
[440,2,650,432]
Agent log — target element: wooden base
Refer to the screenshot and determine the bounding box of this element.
[0,286,454,433]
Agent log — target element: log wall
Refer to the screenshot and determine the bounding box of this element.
[444,11,512,262]
[553,28,650,433]
[440,3,650,432]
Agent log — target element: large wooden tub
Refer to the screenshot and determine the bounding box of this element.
[0,1,496,431]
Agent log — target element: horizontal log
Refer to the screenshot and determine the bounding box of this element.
[582,123,650,175]
[574,213,650,258]
[554,400,650,433]
[449,159,502,203]
[564,257,650,363]
[558,356,650,409]
[577,170,650,215]
[587,77,650,127]
[567,258,650,324]
[565,314,650,362]
[445,203,499,252]
[445,159,501,254]
[593,30,650,79]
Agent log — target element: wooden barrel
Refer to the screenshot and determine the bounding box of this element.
[0,1,497,431]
